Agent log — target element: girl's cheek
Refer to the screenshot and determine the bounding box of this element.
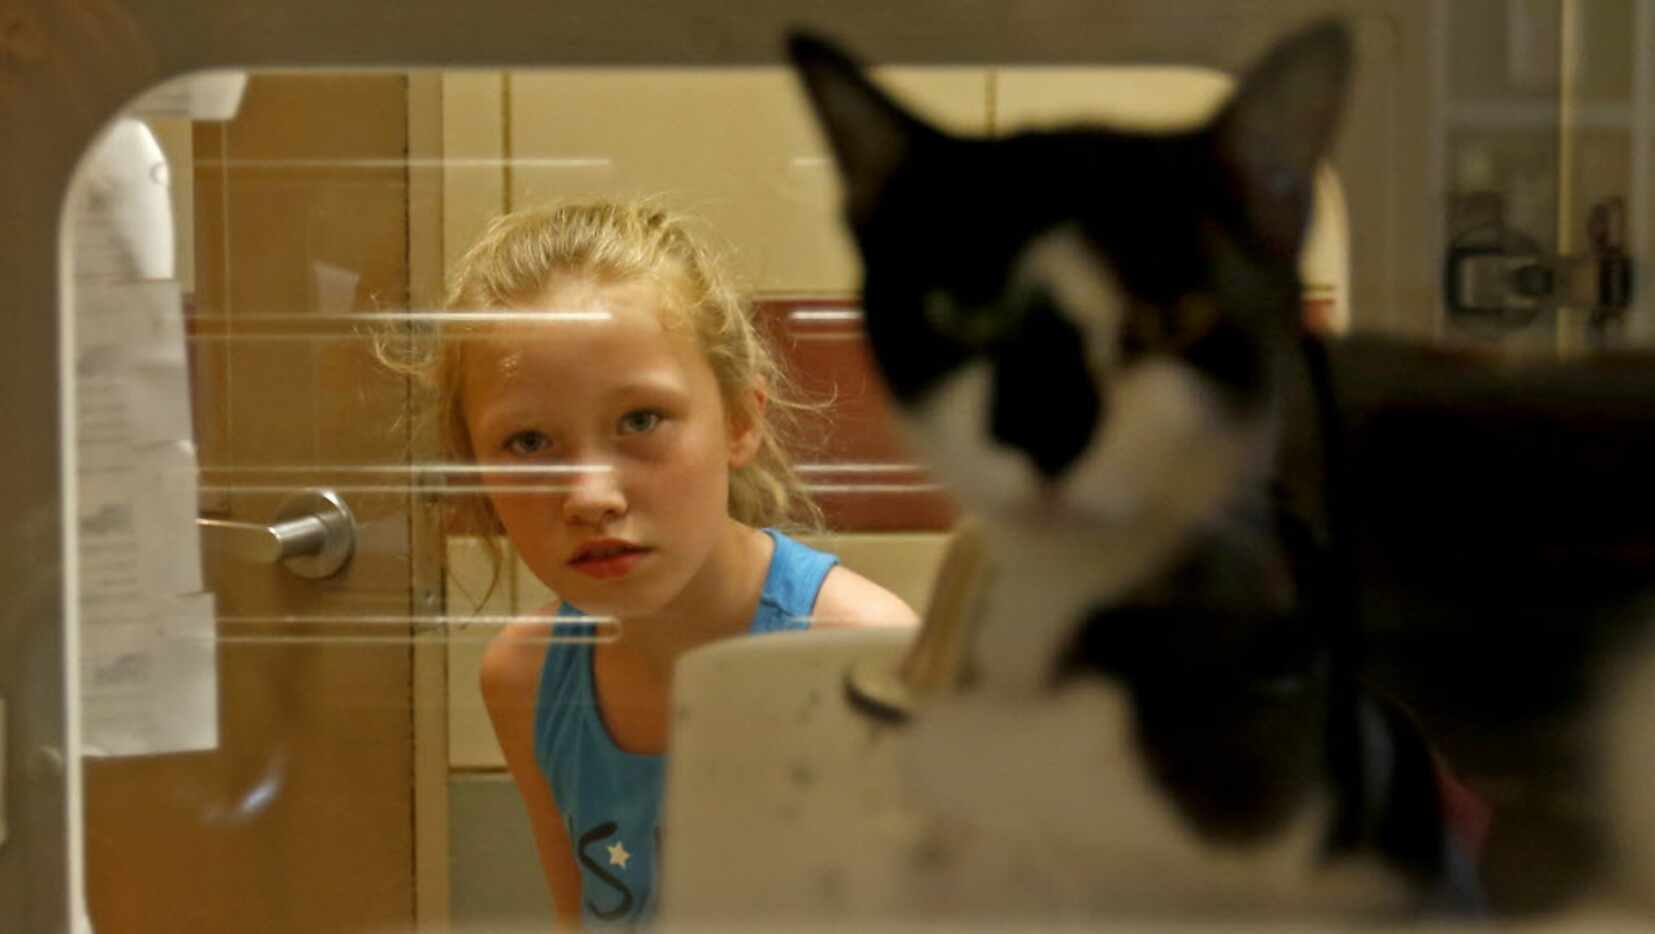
[666,443,723,488]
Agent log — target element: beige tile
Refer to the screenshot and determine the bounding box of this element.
[995,67,1350,333]
[442,72,507,275]
[506,67,988,294]
[513,547,559,615]
[795,531,953,619]
[994,65,1231,132]
[446,535,514,769]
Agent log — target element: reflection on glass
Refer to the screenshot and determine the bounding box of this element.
[61,6,1655,926]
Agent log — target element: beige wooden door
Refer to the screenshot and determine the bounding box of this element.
[81,73,420,934]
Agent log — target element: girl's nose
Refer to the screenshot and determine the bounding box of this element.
[561,462,627,525]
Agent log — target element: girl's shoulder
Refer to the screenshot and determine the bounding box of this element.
[810,564,919,629]
[479,610,559,704]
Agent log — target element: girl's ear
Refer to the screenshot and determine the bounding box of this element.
[726,385,767,469]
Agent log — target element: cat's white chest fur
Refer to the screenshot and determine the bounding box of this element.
[1599,636,1655,910]
[906,356,1279,690]
[898,681,1413,919]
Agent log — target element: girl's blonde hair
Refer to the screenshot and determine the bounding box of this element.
[381,199,823,583]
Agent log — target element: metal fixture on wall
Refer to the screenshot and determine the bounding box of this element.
[1445,196,1634,339]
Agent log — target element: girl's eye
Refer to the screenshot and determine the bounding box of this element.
[618,410,663,435]
[503,431,551,457]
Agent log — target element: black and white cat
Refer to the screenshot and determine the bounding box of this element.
[790,17,1655,921]
[791,22,1344,690]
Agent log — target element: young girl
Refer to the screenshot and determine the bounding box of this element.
[423,201,915,928]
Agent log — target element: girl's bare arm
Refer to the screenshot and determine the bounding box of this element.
[480,623,585,930]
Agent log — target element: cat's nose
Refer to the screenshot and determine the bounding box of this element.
[993,389,1101,482]
[988,306,1103,480]
[1038,480,1066,510]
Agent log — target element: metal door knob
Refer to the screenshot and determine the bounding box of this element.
[198,489,357,579]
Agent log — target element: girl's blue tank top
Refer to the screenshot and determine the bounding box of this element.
[531,529,837,926]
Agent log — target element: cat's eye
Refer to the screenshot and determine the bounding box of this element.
[1120,296,1220,358]
[922,288,1026,347]
[922,290,961,336]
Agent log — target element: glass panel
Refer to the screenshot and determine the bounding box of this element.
[48,5,1654,931]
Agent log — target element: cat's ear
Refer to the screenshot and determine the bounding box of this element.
[787,32,933,227]
[1210,19,1352,262]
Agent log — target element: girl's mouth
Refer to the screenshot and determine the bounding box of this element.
[568,540,651,580]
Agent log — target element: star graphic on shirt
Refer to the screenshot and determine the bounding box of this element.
[607,841,631,869]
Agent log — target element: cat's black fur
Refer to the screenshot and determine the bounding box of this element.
[789,29,1332,481]
[790,17,1655,919]
[1319,338,1655,911]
